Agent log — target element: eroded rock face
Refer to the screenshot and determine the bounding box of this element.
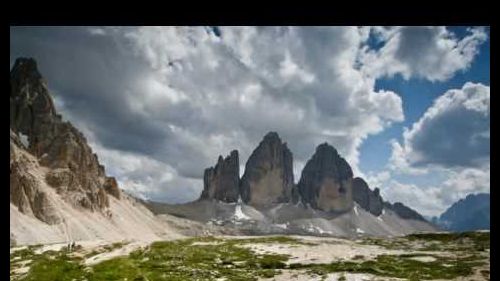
[104,177,121,199]
[240,132,294,207]
[200,150,240,203]
[10,140,61,225]
[352,177,383,216]
[10,57,119,215]
[298,143,353,212]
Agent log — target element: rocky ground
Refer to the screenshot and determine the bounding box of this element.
[10,231,490,281]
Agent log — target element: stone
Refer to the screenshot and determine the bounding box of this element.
[10,57,116,215]
[240,132,295,207]
[32,191,61,224]
[10,147,61,225]
[298,143,353,212]
[200,150,240,202]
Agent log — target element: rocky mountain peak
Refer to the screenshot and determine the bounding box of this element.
[11,58,43,83]
[263,131,281,142]
[200,150,240,203]
[10,57,120,219]
[298,142,353,212]
[240,132,295,207]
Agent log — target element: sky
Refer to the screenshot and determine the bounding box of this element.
[10,26,490,217]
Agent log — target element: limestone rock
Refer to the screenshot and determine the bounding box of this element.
[104,177,121,199]
[32,191,61,224]
[45,169,76,193]
[10,57,116,214]
[298,143,353,212]
[352,177,383,216]
[200,150,240,202]
[10,147,61,225]
[240,132,294,207]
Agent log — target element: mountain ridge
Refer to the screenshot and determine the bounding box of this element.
[433,193,490,232]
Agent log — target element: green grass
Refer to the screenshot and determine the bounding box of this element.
[11,233,490,281]
[291,253,486,281]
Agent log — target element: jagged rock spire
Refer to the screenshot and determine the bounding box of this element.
[240,132,295,207]
[10,57,120,216]
[200,150,240,203]
[298,142,353,212]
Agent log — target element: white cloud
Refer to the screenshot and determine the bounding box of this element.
[10,26,487,205]
[361,26,487,81]
[92,142,203,203]
[364,170,391,189]
[391,82,490,170]
[109,26,404,181]
[381,180,444,217]
[380,164,490,217]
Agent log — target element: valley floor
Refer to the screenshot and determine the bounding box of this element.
[10,232,490,281]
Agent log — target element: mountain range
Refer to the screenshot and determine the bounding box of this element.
[432,193,490,232]
[10,57,436,246]
[146,131,434,237]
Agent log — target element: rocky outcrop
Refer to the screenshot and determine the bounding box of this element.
[10,57,119,216]
[10,134,61,225]
[240,132,295,207]
[104,177,121,199]
[352,177,383,216]
[200,150,240,203]
[298,143,353,212]
[384,202,426,221]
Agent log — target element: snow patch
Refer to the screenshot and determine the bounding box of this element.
[19,133,29,148]
[356,228,365,234]
[274,223,289,229]
[233,204,251,221]
[304,223,332,235]
[353,206,359,216]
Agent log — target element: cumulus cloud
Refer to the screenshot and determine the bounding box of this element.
[379,165,490,217]
[381,180,445,217]
[361,26,487,81]
[391,82,490,170]
[10,26,487,205]
[10,26,407,201]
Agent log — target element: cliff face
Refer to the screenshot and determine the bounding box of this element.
[352,177,383,216]
[10,58,119,218]
[200,150,240,203]
[297,143,353,212]
[240,132,295,207]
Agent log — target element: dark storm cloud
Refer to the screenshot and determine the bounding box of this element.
[10,27,171,160]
